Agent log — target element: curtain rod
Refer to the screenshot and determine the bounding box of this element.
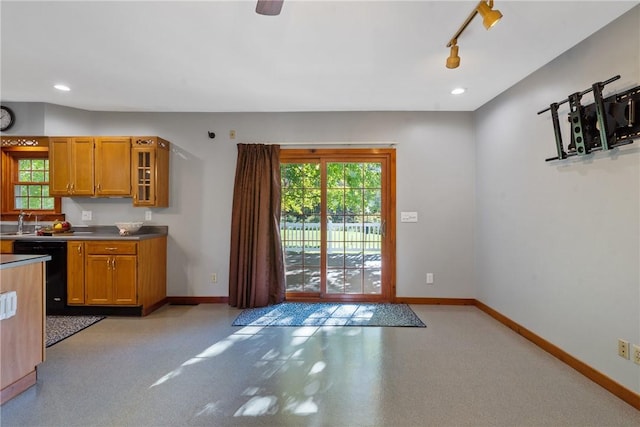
[257,141,397,146]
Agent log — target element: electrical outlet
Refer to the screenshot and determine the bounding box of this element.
[230,130,236,139]
[81,210,92,221]
[618,339,630,359]
[426,273,434,284]
[145,210,152,221]
[211,273,217,283]
[633,345,640,365]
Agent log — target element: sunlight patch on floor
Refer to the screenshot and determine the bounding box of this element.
[234,396,279,417]
[309,361,326,375]
[148,318,373,420]
[150,327,259,388]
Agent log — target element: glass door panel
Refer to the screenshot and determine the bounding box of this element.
[325,161,382,295]
[281,162,321,294]
[133,150,153,205]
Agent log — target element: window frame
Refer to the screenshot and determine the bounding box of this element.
[1,138,64,221]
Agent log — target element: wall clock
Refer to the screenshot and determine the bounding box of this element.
[1,106,16,131]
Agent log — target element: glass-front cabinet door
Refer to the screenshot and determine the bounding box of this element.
[131,137,170,208]
[132,147,155,206]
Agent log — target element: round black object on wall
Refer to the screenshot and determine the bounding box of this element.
[0,105,16,131]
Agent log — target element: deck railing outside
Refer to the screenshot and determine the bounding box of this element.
[281,221,381,252]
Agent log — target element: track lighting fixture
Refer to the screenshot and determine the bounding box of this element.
[446,43,460,69]
[444,0,503,69]
[476,0,503,29]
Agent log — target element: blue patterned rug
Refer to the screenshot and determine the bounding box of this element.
[232,302,426,327]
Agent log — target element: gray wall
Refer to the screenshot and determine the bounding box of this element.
[2,5,637,395]
[475,7,639,393]
[1,102,46,135]
[2,108,477,299]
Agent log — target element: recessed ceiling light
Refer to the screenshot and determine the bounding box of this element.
[451,87,466,95]
[54,84,70,92]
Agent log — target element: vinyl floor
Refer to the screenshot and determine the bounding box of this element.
[1,304,639,427]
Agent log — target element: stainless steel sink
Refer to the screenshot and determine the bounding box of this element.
[0,232,35,236]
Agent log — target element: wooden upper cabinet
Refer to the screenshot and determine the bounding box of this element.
[95,137,131,196]
[50,136,132,197]
[131,137,170,207]
[49,138,72,195]
[73,138,95,195]
[49,137,95,196]
[48,135,169,205]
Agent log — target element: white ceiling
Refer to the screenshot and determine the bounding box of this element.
[1,1,638,112]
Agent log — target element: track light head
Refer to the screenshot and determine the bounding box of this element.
[446,44,460,69]
[477,1,503,30]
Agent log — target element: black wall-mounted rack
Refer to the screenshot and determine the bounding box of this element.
[538,75,640,161]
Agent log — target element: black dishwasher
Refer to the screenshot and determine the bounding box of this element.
[13,240,68,315]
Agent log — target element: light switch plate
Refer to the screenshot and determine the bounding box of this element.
[145,211,152,221]
[400,211,418,223]
[618,339,630,359]
[81,210,92,221]
[633,345,640,365]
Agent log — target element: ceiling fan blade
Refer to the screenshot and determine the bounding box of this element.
[256,0,284,16]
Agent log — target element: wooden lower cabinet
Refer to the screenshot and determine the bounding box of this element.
[85,241,137,305]
[0,240,14,254]
[68,237,166,314]
[86,254,136,305]
[67,242,85,304]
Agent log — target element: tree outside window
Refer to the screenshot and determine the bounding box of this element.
[0,140,63,221]
[15,158,55,210]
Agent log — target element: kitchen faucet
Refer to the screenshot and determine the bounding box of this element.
[17,211,31,234]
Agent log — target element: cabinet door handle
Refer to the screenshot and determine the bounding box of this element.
[106,258,111,270]
[77,245,82,255]
[112,258,116,270]
[96,183,101,193]
[66,183,71,191]
[105,247,118,251]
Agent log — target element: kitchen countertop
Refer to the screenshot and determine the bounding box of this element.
[0,254,52,269]
[0,225,168,241]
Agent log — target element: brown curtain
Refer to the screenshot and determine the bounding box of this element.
[229,144,285,308]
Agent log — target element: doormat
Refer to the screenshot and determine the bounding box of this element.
[232,302,426,327]
[46,315,106,347]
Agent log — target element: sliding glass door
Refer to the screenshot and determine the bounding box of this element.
[280,149,395,302]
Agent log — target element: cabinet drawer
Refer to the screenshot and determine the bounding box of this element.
[86,241,137,255]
